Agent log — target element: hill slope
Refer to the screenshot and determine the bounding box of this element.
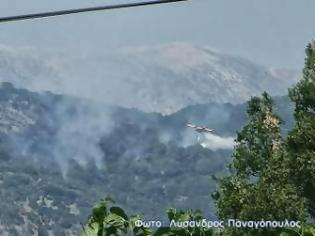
[0,83,294,235]
[0,43,299,114]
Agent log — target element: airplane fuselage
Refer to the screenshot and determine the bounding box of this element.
[187,123,214,133]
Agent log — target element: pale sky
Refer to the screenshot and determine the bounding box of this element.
[0,0,315,68]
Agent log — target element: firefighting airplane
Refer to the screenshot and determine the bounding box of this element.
[187,123,214,133]
[0,0,189,24]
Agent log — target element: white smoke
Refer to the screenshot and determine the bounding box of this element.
[50,100,115,176]
[180,128,235,150]
[200,133,235,150]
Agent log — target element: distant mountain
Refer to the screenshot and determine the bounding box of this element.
[0,43,300,114]
[0,83,294,235]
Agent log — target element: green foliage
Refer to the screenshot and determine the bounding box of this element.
[164,208,213,236]
[82,198,315,236]
[279,225,315,236]
[82,197,153,236]
[82,223,99,236]
[286,40,315,218]
[213,92,305,224]
[81,199,214,236]
[289,41,315,117]
[232,92,282,178]
[213,40,315,235]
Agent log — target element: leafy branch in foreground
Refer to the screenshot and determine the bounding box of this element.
[81,198,214,236]
[81,197,315,236]
[81,197,152,236]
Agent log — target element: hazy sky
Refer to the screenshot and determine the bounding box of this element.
[0,0,315,68]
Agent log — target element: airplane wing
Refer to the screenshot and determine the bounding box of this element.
[187,123,197,128]
[205,128,214,133]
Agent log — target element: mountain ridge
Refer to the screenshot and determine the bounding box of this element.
[0,43,300,114]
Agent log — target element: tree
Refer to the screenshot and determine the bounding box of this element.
[213,92,307,235]
[232,92,282,178]
[286,40,315,218]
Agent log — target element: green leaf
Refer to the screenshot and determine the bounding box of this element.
[81,223,99,236]
[110,206,129,220]
[104,213,127,231]
[153,227,172,236]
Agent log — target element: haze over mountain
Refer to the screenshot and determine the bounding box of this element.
[0,43,300,114]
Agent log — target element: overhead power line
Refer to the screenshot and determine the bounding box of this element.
[0,0,189,24]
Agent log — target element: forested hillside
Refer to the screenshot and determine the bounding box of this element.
[0,81,294,235]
